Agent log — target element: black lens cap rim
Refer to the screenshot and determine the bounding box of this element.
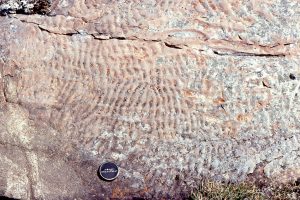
[99,162,119,181]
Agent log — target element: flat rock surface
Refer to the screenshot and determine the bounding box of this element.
[0,0,300,199]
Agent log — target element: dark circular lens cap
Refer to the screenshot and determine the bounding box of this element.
[99,162,119,181]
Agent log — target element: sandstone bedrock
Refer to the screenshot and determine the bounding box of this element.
[0,0,300,199]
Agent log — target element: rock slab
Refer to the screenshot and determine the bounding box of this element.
[0,0,300,199]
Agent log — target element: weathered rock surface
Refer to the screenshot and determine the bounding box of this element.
[0,0,300,199]
[0,0,52,15]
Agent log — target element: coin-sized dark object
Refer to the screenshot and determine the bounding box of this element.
[98,162,119,181]
[289,73,296,80]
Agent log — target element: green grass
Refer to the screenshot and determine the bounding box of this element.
[190,179,300,200]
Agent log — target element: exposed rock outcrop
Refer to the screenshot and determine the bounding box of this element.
[0,0,300,199]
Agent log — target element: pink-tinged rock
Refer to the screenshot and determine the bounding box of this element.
[0,0,300,199]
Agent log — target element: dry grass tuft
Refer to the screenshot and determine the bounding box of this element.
[190,179,300,200]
